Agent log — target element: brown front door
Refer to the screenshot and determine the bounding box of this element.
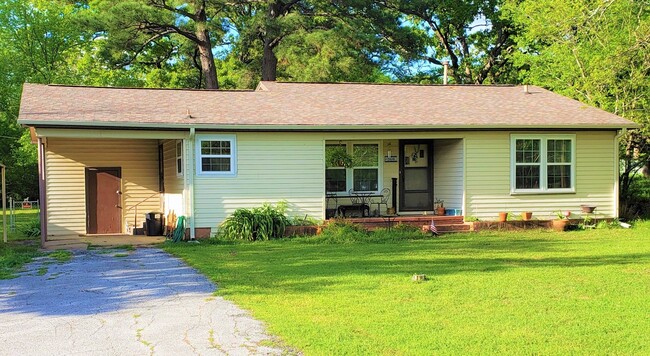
[86,167,122,234]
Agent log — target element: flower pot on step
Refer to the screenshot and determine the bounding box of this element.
[522,212,533,221]
[498,212,508,222]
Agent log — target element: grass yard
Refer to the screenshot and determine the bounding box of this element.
[165,222,650,355]
[0,209,41,279]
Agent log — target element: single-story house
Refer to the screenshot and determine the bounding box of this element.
[18,81,637,243]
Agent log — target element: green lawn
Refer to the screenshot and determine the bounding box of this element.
[0,209,41,279]
[164,222,650,355]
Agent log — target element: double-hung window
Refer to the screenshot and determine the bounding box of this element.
[325,142,380,193]
[511,135,575,193]
[325,144,347,192]
[196,135,237,176]
[352,144,379,192]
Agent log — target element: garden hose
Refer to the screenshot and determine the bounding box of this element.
[172,216,186,242]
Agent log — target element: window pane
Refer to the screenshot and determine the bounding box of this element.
[176,141,182,156]
[547,140,571,163]
[177,158,182,174]
[515,165,540,189]
[325,144,348,168]
[353,144,379,167]
[326,169,346,192]
[516,139,540,163]
[202,157,231,172]
[548,165,571,189]
[201,140,231,155]
[353,168,378,191]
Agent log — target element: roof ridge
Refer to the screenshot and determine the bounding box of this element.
[270,81,519,88]
[24,83,254,93]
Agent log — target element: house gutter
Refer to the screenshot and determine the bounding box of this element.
[19,120,640,132]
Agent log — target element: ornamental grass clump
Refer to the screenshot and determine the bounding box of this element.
[218,202,290,241]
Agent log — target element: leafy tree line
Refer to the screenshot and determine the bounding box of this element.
[0,0,648,217]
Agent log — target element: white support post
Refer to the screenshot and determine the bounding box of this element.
[188,128,196,240]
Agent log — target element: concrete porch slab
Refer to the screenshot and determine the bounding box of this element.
[43,235,166,250]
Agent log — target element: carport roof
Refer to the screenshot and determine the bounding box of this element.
[18,81,638,130]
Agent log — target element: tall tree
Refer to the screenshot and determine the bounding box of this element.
[85,0,225,88]
[359,0,516,84]
[0,0,89,199]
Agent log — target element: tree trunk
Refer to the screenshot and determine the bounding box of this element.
[194,2,218,89]
[195,29,219,89]
[262,37,278,81]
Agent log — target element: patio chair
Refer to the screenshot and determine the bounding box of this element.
[373,188,391,216]
[326,192,339,219]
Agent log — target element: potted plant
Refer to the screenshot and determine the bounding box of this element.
[498,212,508,222]
[552,211,570,232]
[325,146,353,168]
[521,211,533,221]
[435,198,445,215]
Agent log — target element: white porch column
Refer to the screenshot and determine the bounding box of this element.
[186,128,196,240]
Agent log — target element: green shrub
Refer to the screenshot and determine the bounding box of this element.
[21,219,41,238]
[218,202,290,241]
[289,215,320,226]
[310,220,369,244]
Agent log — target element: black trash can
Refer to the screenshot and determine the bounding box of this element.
[144,212,163,236]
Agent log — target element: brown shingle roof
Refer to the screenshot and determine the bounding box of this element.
[18,81,637,129]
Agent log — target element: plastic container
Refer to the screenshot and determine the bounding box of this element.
[445,208,462,216]
[144,212,163,236]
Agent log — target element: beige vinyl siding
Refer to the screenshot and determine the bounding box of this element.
[45,138,161,238]
[194,132,324,231]
[162,139,185,216]
[465,131,617,220]
[434,139,464,211]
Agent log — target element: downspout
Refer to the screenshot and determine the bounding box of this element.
[37,137,47,246]
[614,128,627,218]
[188,128,196,240]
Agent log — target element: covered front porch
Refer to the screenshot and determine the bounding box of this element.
[325,137,464,218]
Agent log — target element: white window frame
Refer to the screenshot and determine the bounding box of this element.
[175,140,183,177]
[325,141,382,194]
[196,135,237,177]
[510,134,576,194]
[325,144,348,193]
[351,142,381,193]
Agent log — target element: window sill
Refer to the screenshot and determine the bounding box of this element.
[197,172,237,177]
[510,190,576,196]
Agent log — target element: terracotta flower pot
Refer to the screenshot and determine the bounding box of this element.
[522,212,533,221]
[498,212,508,222]
[436,207,446,216]
[552,219,569,232]
[580,205,596,213]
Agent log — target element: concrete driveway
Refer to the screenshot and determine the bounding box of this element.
[0,248,286,355]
